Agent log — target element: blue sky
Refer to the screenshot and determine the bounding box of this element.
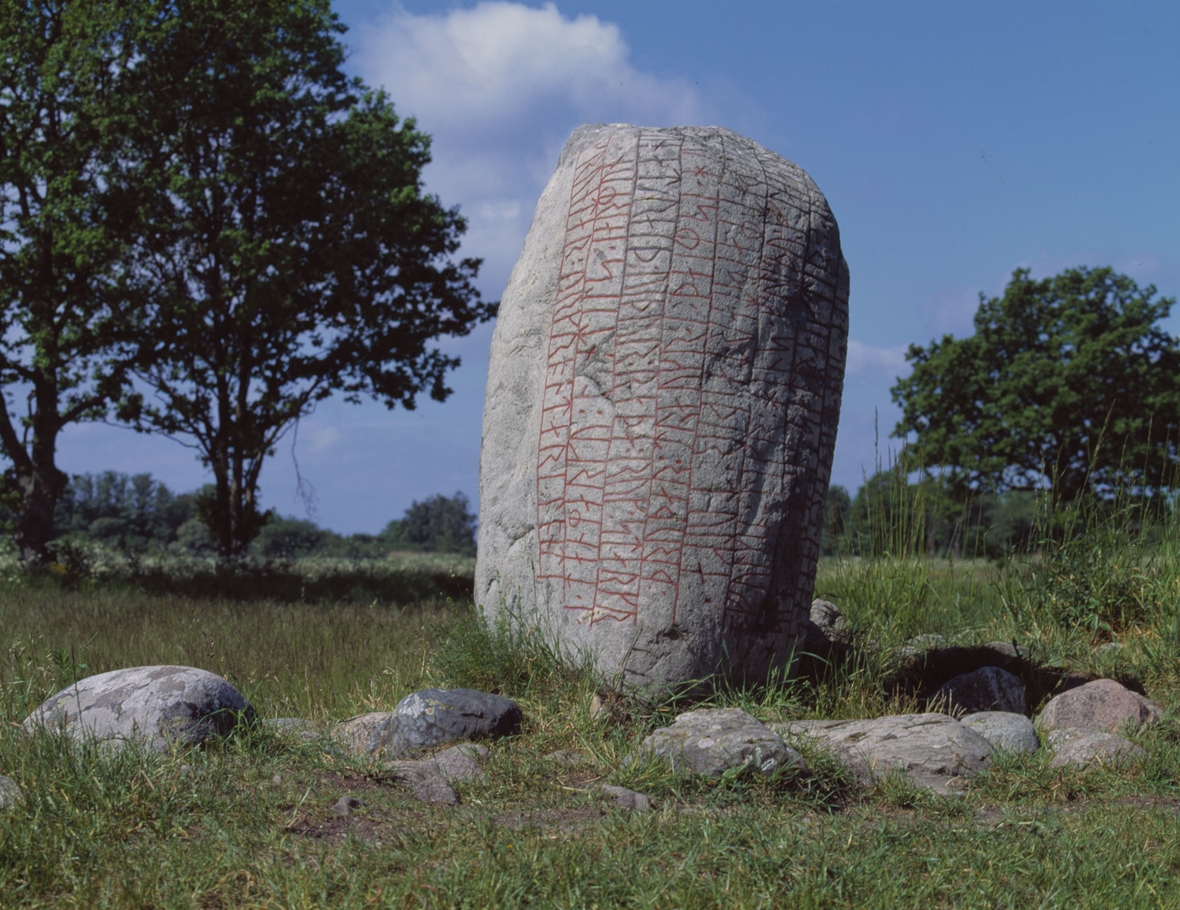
[57,1,1180,533]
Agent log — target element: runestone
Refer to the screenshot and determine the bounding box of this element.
[476,124,849,692]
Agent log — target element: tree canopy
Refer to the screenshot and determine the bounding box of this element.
[106,0,495,556]
[891,267,1180,501]
[0,0,149,561]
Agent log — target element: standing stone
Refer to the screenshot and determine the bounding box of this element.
[476,124,849,693]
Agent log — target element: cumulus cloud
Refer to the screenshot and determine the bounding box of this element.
[844,339,909,379]
[348,2,703,294]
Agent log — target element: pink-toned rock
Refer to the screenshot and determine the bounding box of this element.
[1036,679,1163,734]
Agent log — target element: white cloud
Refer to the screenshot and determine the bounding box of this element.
[352,2,698,136]
[349,2,703,296]
[844,339,909,379]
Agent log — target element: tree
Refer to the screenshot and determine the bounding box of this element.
[384,492,477,553]
[0,1,147,562]
[54,471,194,551]
[892,267,1180,502]
[113,0,495,557]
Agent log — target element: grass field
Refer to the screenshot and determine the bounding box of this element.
[3,513,1180,908]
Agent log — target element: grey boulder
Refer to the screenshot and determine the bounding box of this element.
[22,665,253,752]
[390,688,522,753]
[1047,728,1149,769]
[596,784,652,811]
[635,707,805,779]
[776,713,992,792]
[930,666,1026,715]
[960,711,1039,754]
[430,743,489,783]
[1036,679,1163,734]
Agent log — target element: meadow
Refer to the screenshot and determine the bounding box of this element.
[3,501,1180,908]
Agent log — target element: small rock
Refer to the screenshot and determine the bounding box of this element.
[390,688,522,754]
[930,666,1026,715]
[1037,679,1163,735]
[1047,728,1149,769]
[271,774,282,784]
[596,784,652,811]
[545,750,587,765]
[960,712,1039,754]
[386,760,461,805]
[635,707,805,779]
[264,717,322,742]
[22,665,254,753]
[589,693,607,721]
[776,713,991,793]
[430,743,487,782]
[0,775,22,810]
[329,712,395,757]
[1094,642,1124,657]
[330,796,364,817]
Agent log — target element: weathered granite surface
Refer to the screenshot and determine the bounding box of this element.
[635,706,805,778]
[22,665,253,752]
[930,666,1026,715]
[776,713,992,792]
[1047,727,1148,768]
[476,123,849,693]
[390,688,522,754]
[1037,678,1162,734]
[960,711,1039,754]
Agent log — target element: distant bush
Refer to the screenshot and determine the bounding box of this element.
[383,492,477,554]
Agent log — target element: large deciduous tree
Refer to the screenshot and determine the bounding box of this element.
[891,267,1180,501]
[0,0,147,563]
[114,0,494,557]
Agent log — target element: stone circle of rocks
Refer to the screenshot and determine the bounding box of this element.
[775,713,993,794]
[634,707,806,779]
[930,666,1026,715]
[21,665,254,752]
[1034,677,1160,769]
[477,123,850,694]
[960,711,1039,755]
[329,688,523,760]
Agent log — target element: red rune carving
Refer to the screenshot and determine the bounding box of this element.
[536,129,831,635]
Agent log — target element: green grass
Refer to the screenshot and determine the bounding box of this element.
[3,533,1180,907]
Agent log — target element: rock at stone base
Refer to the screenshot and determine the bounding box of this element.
[775,713,992,793]
[22,666,253,753]
[0,775,21,810]
[635,707,805,779]
[1047,728,1149,769]
[930,666,1026,715]
[596,784,652,812]
[329,712,395,757]
[264,717,322,743]
[385,761,461,805]
[1037,679,1163,735]
[960,712,1039,754]
[391,689,522,754]
[430,743,488,783]
[476,124,849,695]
